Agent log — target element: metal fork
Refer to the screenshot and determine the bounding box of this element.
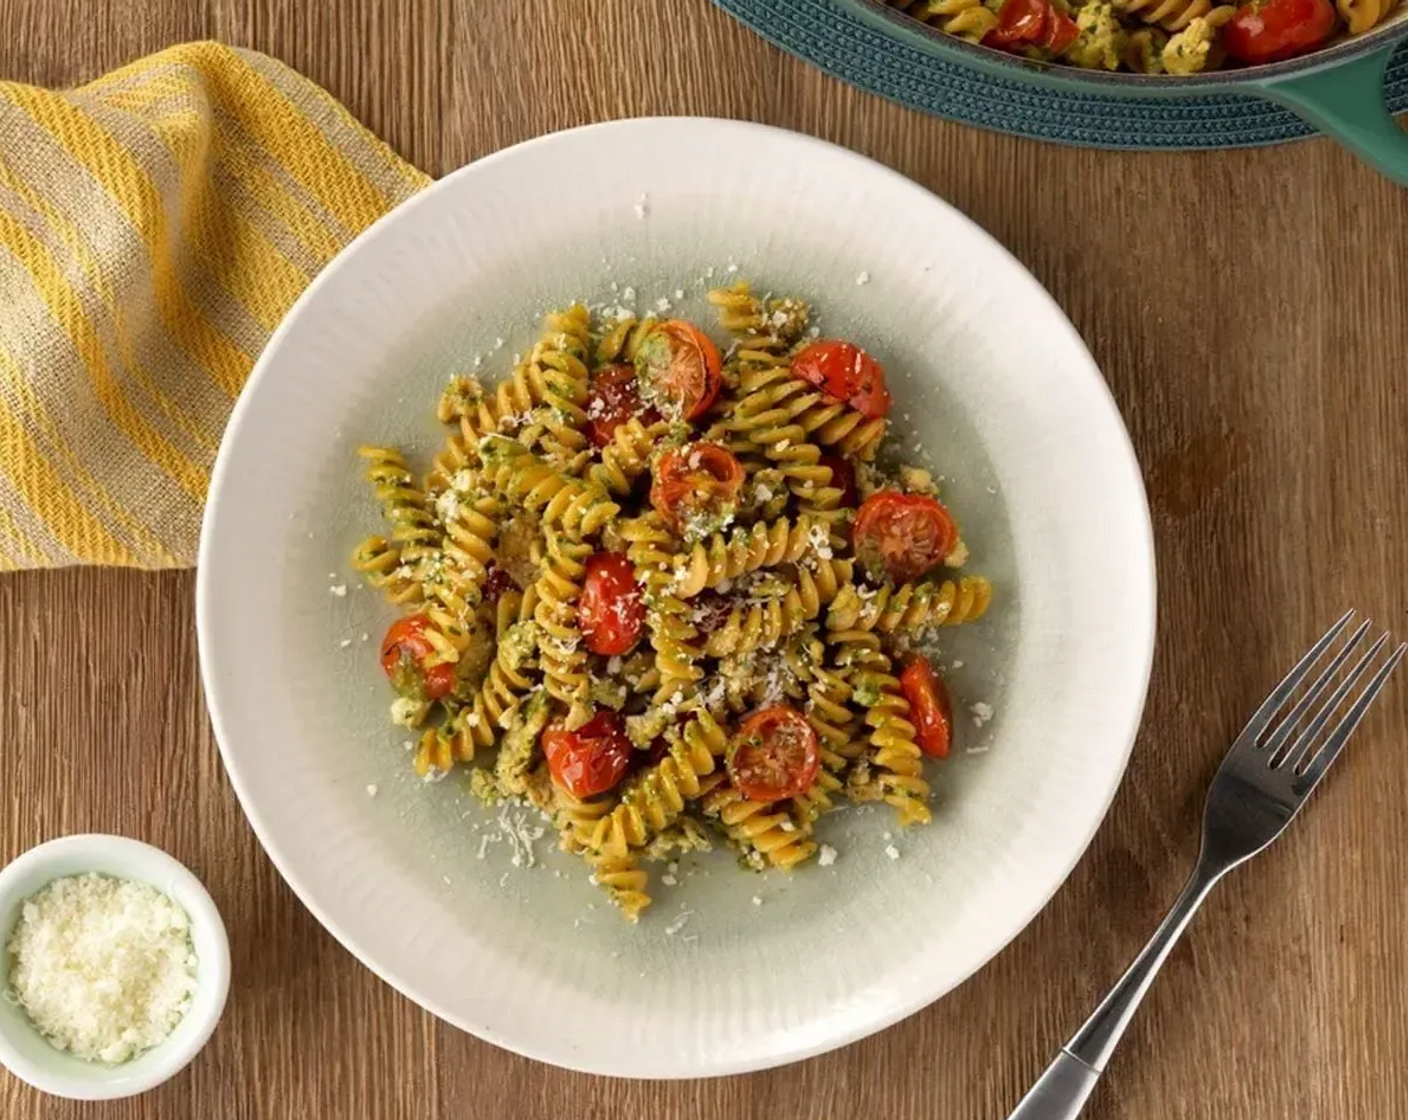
[1006,611,1406,1120]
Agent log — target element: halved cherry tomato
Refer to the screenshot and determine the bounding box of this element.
[650,443,745,534]
[586,363,655,447]
[818,452,859,508]
[900,655,954,760]
[852,491,958,584]
[791,340,892,420]
[580,551,644,655]
[634,320,722,421]
[1044,9,1080,51]
[1223,0,1335,64]
[482,565,519,604]
[379,614,456,701]
[542,710,633,798]
[728,706,820,803]
[982,0,1080,52]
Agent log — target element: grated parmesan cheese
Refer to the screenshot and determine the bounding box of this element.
[970,701,994,728]
[818,844,838,867]
[5,874,198,1063]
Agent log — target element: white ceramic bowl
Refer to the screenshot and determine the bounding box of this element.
[196,117,1155,1078]
[0,835,230,1100]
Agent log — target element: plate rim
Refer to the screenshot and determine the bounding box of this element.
[196,115,1158,1078]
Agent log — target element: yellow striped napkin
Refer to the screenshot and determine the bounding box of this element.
[0,41,429,569]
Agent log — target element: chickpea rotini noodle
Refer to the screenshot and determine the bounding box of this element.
[418,491,502,667]
[357,445,441,575]
[586,416,669,497]
[576,709,726,858]
[701,779,818,870]
[353,285,996,923]
[826,575,993,634]
[669,516,819,598]
[350,535,422,606]
[533,527,593,729]
[594,314,658,365]
[884,0,999,39]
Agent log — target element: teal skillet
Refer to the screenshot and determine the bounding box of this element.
[716,0,1408,184]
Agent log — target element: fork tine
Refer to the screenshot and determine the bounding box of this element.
[1293,642,1407,794]
[1280,631,1391,773]
[1237,610,1357,745]
[1261,618,1372,760]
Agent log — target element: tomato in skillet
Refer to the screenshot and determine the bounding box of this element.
[982,0,1081,53]
[1223,0,1336,63]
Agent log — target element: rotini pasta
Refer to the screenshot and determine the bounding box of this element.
[826,575,992,634]
[479,436,620,537]
[353,286,996,922]
[533,527,593,728]
[701,780,818,870]
[350,535,422,605]
[576,709,726,858]
[854,656,933,827]
[357,445,441,575]
[888,0,1000,40]
[1337,0,1398,32]
[594,314,659,365]
[585,416,670,497]
[669,517,819,598]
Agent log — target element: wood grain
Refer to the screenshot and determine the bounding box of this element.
[3,2,1407,1117]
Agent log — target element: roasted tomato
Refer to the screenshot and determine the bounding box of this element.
[791,339,892,420]
[580,551,644,655]
[899,655,954,759]
[586,362,653,447]
[982,0,1081,53]
[727,706,820,803]
[379,614,456,701]
[650,442,745,535]
[852,491,958,584]
[1223,0,1336,64]
[634,320,722,420]
[542,710,633,798]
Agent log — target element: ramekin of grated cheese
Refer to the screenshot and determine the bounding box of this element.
[0,835,230,1100]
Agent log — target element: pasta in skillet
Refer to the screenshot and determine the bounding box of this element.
[352,282,993,922]
[882,0,1392,75]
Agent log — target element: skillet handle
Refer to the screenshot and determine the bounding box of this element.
[1256,46,1408,186]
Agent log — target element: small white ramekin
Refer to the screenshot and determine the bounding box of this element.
[0,834,230,1100]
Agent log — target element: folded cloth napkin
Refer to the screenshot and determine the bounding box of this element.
[0,42,428,569]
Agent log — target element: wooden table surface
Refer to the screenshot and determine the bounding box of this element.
[3,2,1407,1118]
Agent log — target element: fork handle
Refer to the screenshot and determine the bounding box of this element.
[1005,862,1223,1120]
